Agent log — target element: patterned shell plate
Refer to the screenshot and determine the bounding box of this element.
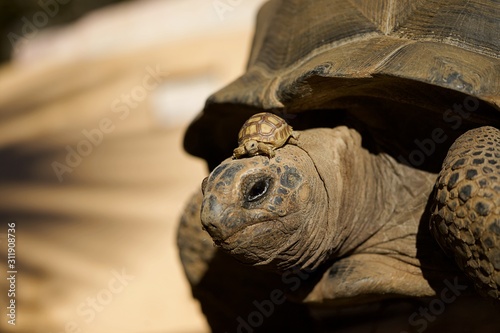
[237,112,293,147]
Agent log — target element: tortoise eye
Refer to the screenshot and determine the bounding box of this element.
[246,178,270,202]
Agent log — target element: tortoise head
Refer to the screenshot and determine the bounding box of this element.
[200,144,328,271]
[200,127,382,272]
[244,139,259,155]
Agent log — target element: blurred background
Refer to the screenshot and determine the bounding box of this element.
[0,0,266,332]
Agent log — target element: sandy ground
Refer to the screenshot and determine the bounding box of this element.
[0,0,266,332]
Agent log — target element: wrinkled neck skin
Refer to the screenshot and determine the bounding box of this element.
[296,127,437,269]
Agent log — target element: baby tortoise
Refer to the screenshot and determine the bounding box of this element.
[233,112,298,158]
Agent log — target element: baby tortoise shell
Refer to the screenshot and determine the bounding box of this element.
[233,112,298,158]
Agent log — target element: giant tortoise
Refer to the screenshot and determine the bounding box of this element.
[177,0,500,331]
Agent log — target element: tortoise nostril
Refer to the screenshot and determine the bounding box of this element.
[201,194,223,233]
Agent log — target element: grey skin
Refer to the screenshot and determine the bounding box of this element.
[200,126,479,302]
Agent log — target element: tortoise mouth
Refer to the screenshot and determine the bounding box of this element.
[216,218,277,251]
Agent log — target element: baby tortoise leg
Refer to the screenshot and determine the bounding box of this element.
[233,146,246,159]
[288,131,300,145]
[431,126,500,300]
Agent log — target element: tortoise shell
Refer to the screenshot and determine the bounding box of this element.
[184,0,499,170]
[237,112,293,147]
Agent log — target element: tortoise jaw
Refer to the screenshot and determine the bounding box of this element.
[216,218,276,248]
[204,212,276,250]
[215,219,286,267]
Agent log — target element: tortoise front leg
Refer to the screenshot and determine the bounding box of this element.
[233,146,246,159]
[431,126,500,300]
[288,131,300,145]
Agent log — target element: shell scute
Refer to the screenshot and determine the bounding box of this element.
[234,112,296,158]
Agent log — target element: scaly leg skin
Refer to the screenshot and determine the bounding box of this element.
[233,146,246,159]
[431,126,500,300]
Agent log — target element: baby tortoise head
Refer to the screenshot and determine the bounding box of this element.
[233,112,299,159]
